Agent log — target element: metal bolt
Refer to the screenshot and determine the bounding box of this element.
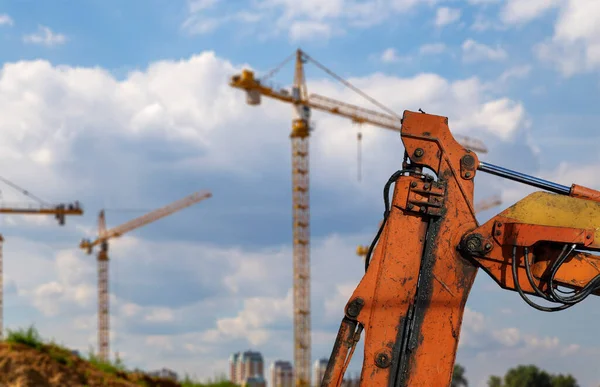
[407,203,414,210]
[587,234,592,239]
[484,243,492,250]
[414,148,424,157]
[346,298,364,318]
[410,181,417,188]
[461,154,475,167]
[497,222,503,227]
[465,236,481,253]
[465,172,472,178]
[495,230,501,236]
[420,207,427,213]
[375,352,391,368]
[423,183,430,190]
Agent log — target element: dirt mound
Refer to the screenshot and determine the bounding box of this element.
[0,342,180,387]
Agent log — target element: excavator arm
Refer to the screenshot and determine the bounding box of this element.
[321,110,600,387]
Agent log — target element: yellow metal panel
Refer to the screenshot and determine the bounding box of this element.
[501,191,600,245]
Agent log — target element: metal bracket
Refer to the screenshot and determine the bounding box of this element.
[406,180,446,216]
[460,153,476,180]
[492,221,595,247]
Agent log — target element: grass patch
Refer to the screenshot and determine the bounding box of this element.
[46,343,74,367]
[86,348,127,375]
[5,325,77,367]
[180,373,238,387]
[3,325,240,387]
[5,325,43,350]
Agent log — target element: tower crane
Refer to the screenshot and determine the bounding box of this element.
[356,195,503,260]
[79,190,212,362]
[229,49,488,387]
[0,176,83,340]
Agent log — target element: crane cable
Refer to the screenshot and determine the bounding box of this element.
[301,51,402,119]
[0,175,49,205]
[258,51,297,83]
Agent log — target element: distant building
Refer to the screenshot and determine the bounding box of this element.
[229,353,240,382]
[270,360,293,387]
[241,375,266,387]
[313,358,329,386]
[229,350,264,384]
[147,367,178,381]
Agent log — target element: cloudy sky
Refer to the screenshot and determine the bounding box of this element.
[1,0,600,386]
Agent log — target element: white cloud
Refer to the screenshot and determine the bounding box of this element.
[289,20,333,41]
[182,0,441,40]
[0,49,538,381]
[188,0,220,13]
[498,65,532,82]
[419,43,447,55]
[470,13,509,32]
[22,25,67,47]
[215,290,293,346]
[323,283,357,318]
[467,0,501,4]
[0,14,13,26]
[500,0,561,25]
[435,7,461,27]
[462,38,508,62]
[463,307,485,333]
[535,0,600,76]
[379,48,409,63]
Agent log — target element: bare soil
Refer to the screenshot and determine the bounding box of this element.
[0,342,180,387]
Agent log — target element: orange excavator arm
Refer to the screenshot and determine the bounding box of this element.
[321,110,600,387]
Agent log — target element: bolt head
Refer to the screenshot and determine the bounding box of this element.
[414,148,424,157]
[461,154,475,167]
[346,298,364,318]
[375,352,391,368]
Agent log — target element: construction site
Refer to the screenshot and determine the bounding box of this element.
[0,12,598,384]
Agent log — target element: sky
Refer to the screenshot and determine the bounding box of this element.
[0,0,600,386]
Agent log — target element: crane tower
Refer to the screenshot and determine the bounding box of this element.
[79,190,212,362]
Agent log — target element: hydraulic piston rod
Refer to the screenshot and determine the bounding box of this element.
[477,161,571,195]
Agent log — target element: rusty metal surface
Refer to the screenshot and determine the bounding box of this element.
[322,110,481,387]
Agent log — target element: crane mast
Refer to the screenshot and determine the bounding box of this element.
[80,190,212,362]
[290,50,311,387]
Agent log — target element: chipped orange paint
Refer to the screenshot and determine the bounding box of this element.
[322,110,481,386]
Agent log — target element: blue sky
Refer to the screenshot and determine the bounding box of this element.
[1,0,600,386]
